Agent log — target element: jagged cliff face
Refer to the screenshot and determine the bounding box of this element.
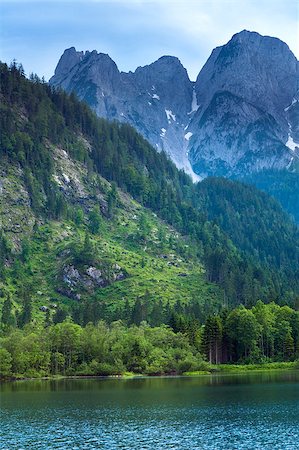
[50,49,196,178]
[189,30,299,177]
[50,31,299,179]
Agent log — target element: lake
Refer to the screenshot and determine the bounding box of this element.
[1,371,299,449]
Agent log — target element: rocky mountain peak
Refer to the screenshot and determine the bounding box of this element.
[133,55,191,91]
[195,30,298,112]
[52,46,84,81]
[50,31,299,180]
[189,30,299,177]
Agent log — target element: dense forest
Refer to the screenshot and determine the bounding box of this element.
[1,301,298,378]
[242,170,299,225]
[1,62,299,376]
[196,177,299,270]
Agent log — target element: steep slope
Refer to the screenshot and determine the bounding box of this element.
[0,66,220,325]
[1,181,220,326]
[50,31,299,180]
[242,170,299,224]
[196,177,299,268]
[50,49,195,177]
[1,62,299,323]
[189,30,299,177]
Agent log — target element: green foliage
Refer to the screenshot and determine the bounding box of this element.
[243,170,299,225]
[0,231,11,277]
[0,321,207,378]
[137,213,151,241]
[1,59,299,381]
[2,299,298,379]
[226,307,261,360]
[17,289,32,328]
[1,61,298,307]
[0,348,12,378]
[52,308,67,325]
[73,208,84,227]
[1,295,16,329]
[88,206,102,234]
[107,183,118,217]
[200,301,299,364]
[202,315,223,364]
[197,177,299,304]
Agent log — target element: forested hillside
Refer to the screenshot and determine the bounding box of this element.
[0,61,299,332]
[196,177,299,271]
[242,170,299,225]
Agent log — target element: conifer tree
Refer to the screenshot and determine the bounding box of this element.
[1,295,16,328]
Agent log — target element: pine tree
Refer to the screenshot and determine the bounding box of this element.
[202,315,223,364]
[73,208,84,226]
[138,213,151,241]
[44,309,51,328]
[18,291,32,328]
[284,332,294,361]
[81,232,95,265]
[150,300,163,326]
[1,295,16,328]
[88,206,102,234]
[107,182,118,217]
[53,308,67,324]
[0,231,10,277]
[131,298,144,325]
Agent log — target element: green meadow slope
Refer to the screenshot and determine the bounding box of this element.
[0,61,299,329]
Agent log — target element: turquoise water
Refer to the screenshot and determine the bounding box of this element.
[1,371,299,449]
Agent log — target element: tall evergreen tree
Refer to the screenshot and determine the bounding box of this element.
[1,295,16,328]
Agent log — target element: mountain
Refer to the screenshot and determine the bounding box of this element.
[0,62,222,324]
[50,49,196,178]
[1,62,299,322]
[50,30,299,180]
[189,30,299,177]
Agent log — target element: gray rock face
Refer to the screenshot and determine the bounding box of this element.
[50,30,299,179]
[50,50,196,178]
[59,262,126,300]
[189,30,299,177]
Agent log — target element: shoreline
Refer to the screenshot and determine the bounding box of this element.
[185,361,299,376]
[1,362,298,383]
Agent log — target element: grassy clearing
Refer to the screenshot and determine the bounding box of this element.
[2,198,222,321]
[185,361,299,376]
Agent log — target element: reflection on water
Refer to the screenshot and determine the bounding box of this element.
[1,371,299,449]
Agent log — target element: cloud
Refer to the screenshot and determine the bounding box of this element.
[0,0,297,81]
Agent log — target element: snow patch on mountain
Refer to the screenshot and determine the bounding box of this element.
[165,109,176,123]
[184,132,193,141]
[284,98,298,112]
[286,135,299,151]
[188,87,199,114]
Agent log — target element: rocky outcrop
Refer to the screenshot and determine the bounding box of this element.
[50,30,299,179]
[0,163,35,246]
[58,262,126,300]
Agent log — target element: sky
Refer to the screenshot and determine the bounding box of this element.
[0,0,298,81]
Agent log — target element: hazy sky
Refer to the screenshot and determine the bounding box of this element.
[0,0,298,81]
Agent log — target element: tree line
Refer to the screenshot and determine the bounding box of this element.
[201,301,299,364]
[1,301,299,378]
[0,321,206,378]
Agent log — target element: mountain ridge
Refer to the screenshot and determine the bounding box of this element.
[50,30,299,180]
